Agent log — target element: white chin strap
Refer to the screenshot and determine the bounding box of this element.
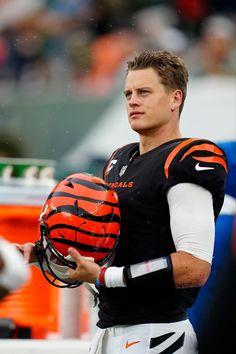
[47,250,74,280]
[49,262,70,279]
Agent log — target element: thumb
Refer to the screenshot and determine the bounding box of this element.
[24,243,34,263]
[68,247,82,262]
[14,243,32,263]
[83,256,95,262]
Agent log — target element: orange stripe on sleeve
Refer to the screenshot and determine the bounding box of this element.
[192,156,228,172]
[164,138,198,178]
[180,144,223,161]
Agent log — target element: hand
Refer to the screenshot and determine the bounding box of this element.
[68,247,101,284]
[14,242,37,264]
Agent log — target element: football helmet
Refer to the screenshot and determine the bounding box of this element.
[35,172,121,288]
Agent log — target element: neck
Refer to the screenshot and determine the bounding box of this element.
[139,128,182,155]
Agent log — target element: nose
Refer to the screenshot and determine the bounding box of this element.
[128,93,139,107]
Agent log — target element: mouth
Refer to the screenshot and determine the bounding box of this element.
[129,111,143,118]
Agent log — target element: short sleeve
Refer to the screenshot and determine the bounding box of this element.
[164,138,228,219]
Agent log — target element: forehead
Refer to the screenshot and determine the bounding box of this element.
[125,68,161,90]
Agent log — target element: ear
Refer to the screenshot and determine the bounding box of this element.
[171,89,183,112]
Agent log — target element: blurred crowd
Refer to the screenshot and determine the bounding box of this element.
[0,0,235,95]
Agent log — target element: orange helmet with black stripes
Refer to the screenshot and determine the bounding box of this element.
[35,173,121,287]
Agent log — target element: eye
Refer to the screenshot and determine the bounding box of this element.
[140,89,149,95]
[124,91,132,99]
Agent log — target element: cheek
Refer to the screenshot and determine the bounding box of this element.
[152,98,172,120]
[158,96,172,110]
[152,97,167,112]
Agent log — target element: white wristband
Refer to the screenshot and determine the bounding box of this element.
[0,239,30,291]
[104,266,126,288]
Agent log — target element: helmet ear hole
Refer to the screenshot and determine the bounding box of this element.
[65,181,74,188]
[37,172,121,284]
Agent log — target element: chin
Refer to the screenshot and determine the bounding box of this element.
[130,123,151,135]
[129,122,143,132]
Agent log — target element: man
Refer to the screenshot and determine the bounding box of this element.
[0,236,30,300]
[17,50,227,353]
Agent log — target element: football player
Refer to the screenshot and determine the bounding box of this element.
[17,50,228,354]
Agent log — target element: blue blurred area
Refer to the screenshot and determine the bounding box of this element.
[218,141,236,198]
[188,214,234,333]
[188,140,236,336]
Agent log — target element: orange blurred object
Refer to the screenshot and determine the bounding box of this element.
[0,204,60,339]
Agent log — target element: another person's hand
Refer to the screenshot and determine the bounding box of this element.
[0,238,30,299]
[68,247,101,284]
[14,242,37,264]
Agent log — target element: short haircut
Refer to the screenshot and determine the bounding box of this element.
[126,50,189,114]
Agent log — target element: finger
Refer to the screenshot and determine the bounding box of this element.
[12,243,35,263]
[13,244,27,259]
[13,244,26,261]
[24,243,34,263]
[68,247,82,262]
[13,244,28,262]
[83,256,95,262]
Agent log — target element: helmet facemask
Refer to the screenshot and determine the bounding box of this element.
[35,222,83,288]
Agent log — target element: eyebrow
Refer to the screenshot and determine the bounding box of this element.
[123,86,152,95]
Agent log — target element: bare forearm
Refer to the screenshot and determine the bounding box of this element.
[170,251,211,288]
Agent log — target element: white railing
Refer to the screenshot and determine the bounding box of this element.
[0,339,89,354]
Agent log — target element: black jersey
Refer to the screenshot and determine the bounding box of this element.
[97,138,228,328]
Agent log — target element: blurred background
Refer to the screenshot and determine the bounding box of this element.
[0,0,235,175]
[0,0,235,352]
